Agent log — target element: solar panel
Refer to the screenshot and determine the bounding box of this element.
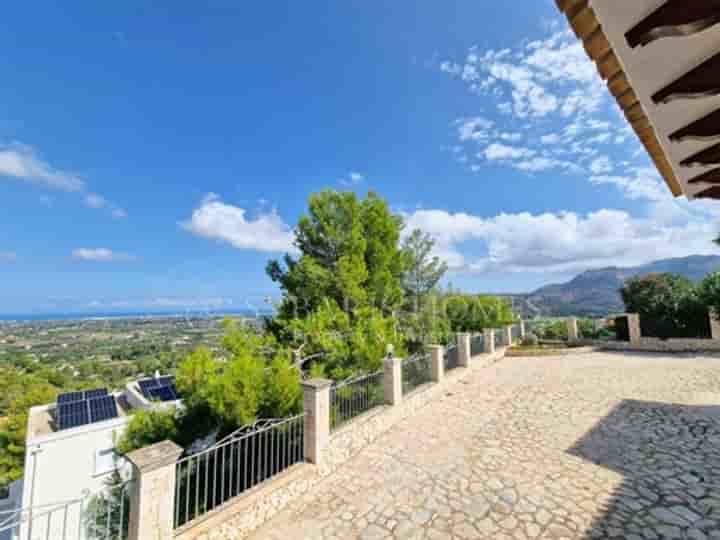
[57,391,84,405]
[138,376,178,400]
[58,401,90,430]
[138,379,160,397]
[157,376,175,387]
[84,388,108,400]
[89,396,119,423]
[147,385,177,402]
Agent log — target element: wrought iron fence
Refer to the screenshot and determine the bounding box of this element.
[174,414,305,529]
[330,371,384,431]
[444,345,459,371]
[402,353,432,395]
[0,480,133,540]
[470,334,484,357]
[83,479,133,540]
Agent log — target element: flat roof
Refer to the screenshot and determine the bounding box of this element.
[27,393,132,440]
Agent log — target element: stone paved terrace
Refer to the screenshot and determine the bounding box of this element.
[248,352,720,540]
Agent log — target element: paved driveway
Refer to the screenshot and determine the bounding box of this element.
[248,352,720,540]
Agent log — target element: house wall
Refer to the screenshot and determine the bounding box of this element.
[20,412,131,540]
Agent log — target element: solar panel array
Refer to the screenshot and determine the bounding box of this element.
[56,388,117,431]
[138,376,178,402]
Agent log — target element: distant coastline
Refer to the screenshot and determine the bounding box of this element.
[0,309,274,323]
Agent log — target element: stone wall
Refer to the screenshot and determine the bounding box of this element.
[174,347,507,540]
[586,338,720,353]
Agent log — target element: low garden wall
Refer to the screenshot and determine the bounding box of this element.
[174,346,508,540]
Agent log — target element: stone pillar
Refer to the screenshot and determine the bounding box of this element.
[457,333,471,367]
[301,379,332,465]
[710,310,720,340]
[627,313,641,344]
[483,328,495,354]
[383,357,403,406]
[520,320,526,339]
[567,317,579,341]
[429,345,444,383]
[503,326,513,346]
[126,440,184,540]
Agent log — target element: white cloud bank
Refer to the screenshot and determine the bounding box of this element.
[72,248,136,262]
[181,194,296,253]
[403,203,719,275]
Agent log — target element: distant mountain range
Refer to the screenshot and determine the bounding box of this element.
[504,255,720,318]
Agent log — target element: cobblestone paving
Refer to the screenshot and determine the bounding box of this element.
[248,352,720,539]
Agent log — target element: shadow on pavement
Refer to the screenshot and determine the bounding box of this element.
[567,399,720,539]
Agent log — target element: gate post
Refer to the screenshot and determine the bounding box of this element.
[429,345,444,382]
[567,317,579,342]
[301,379,332,465]
[126,440,183,540]
[484,329,495,354]
[457,333,471,367]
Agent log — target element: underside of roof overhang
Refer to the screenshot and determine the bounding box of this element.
[556,0,720,200]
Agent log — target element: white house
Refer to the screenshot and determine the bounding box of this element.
[15,375,179,540]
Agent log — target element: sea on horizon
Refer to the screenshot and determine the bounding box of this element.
[0,308,274,323]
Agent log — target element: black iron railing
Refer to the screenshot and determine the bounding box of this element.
[174,414,305,529]
[402,354,432,395]
[330,371,384,431]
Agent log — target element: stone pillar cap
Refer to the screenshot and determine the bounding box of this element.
[301,378,333,390]
[126,440,183,473]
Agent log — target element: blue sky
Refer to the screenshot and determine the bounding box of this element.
[2,1,719,315]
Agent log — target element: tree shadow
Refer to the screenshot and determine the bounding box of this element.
[566,399,720,538]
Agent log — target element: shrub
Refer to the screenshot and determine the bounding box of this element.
[620,273,709,339]
[116,409,178,455]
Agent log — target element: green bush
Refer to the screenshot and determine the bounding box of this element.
[620,273,710,339]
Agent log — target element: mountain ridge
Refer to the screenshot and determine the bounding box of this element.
[507,255,720,317]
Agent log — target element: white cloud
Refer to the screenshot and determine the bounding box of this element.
[442,30,630,178]
[339,171,365,186]
[456,117,494,142]
[589,156,613,175]
[0,251,17,262]
[0,142,125,218]
[483,143,535,161]
[0,143,84,192]
[111,208,128,219]
[84,193,107,209]
[181,193,295,253]
[514,157,582,173]
[540,134,561,145]
[403,206,720,275]
[72,248,136,262]
[434,25,720,277]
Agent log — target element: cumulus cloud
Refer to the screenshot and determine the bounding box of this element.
[72,248,136,262]
[0,142,126,218]
[181,193,296,253]
[403,206,719,275]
